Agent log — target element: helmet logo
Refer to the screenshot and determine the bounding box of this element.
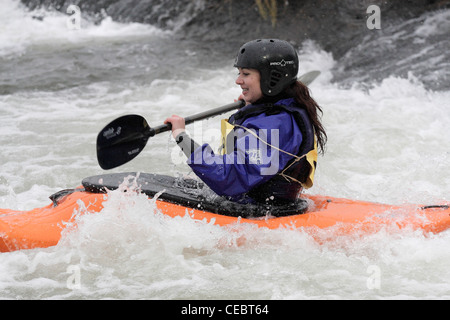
[270,59,294,67]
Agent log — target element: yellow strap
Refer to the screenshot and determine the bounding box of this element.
[220,121,318,189]
[220,119,235,155]
[302,136,318,188]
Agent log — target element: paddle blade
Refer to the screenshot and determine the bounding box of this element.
[96,114,151,170]
[298,70,321,86]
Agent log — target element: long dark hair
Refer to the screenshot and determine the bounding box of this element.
[286,81,327,154]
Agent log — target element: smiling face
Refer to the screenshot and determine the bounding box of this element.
[235,68,263,104]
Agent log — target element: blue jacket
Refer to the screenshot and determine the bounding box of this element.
[187,98,312,203]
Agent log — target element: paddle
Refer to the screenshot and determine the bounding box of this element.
[96,70,321,170]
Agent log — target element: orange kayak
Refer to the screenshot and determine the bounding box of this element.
[1,172,449,252]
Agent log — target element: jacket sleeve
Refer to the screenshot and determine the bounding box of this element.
[175,131,200,157]
[187,111,303,199]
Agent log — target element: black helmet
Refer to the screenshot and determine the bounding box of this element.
[234,39,299,96]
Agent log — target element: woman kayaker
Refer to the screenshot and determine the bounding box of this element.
[164,39,327,205]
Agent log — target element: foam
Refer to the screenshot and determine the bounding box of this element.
[0,0,169,58]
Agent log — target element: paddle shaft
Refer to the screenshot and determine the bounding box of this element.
[148,70,320,137]
[149,100,245,137]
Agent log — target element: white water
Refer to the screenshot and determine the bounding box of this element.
[0,0,449,299]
